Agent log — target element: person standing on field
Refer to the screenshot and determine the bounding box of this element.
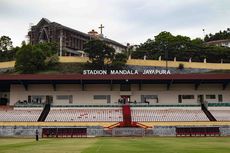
[35,129,39,141]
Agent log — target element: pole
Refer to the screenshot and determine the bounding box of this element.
[166,50,168,70]
[203,29,205,40]
[165,48,168,71]
[59,30,63,56]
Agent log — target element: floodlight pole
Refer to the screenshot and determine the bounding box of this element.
[164,44,168,71]
[166,49,168,71]
[59,30,63,56]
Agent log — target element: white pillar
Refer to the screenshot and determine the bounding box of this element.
[221,59,223,64]
[174,57,176,62]
[189,58,192,63]
[128,55,131,60]
[158,56,161,61]
[204,58,207,63]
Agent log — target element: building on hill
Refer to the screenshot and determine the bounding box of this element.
[28,18,127,56]
[206,39,230,48]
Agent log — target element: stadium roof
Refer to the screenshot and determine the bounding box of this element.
[0,74,229,91]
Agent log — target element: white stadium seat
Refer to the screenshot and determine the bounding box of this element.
[208,107,230,121]
[45,108,123,122]
[0,109,42,122]
[131,107,209,122]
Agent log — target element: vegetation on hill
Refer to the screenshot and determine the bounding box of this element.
[132,31,230,63]
[38,63,85,74]
[1,63,85,74]
[2,28,230,74]
[1,38,127,74]
[15,42,59,73]
[205,28,230,42]
[84,40,127,70]
[205,70,230,74]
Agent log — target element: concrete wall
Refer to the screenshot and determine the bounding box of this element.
[152,126,176,136]
[220,126,230,136]
[9,83,230,105]
[127,59,230,70]
[2,56,230,70]
[1,126,229,137]
[0,126,42,137]
[0,61,15,69]
[0,126,105,137]
[112,128,145,136]
[87,128,104,137]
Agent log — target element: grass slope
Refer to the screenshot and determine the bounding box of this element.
[1,63,86,74]
[0,137,230,153]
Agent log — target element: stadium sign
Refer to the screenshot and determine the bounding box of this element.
[83,69,171,75]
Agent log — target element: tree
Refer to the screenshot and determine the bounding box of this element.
[84,40,115,69]
[155,31,175,51]
[0,36,13,52]
[36,42,58,56]
[0,36,16,62]
[83,39,128,70]
[15,44,45,73]
[133,31,230,63]
[111,53,127,70]
[173,35,191,51]
[15,43,59,73]
[204,28,230,42]
[21,40,26,46]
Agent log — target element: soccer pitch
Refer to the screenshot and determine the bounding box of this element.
[0,137,230,153]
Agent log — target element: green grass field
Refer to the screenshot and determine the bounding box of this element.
[0,137,230,153]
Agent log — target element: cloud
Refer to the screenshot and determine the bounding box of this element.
[1,0,230,46]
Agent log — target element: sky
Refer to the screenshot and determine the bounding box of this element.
[0,0,230,47]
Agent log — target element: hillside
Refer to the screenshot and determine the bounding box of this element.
[1,57,230,74]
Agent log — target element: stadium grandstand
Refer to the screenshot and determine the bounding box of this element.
[0,73,230,137]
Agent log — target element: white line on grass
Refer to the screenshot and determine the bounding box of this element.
[95,144,103,153]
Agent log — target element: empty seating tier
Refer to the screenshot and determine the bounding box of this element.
[131,107,209,122]
[0,108,42,122]
[45,108,123,122]
[208,107,230,121]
